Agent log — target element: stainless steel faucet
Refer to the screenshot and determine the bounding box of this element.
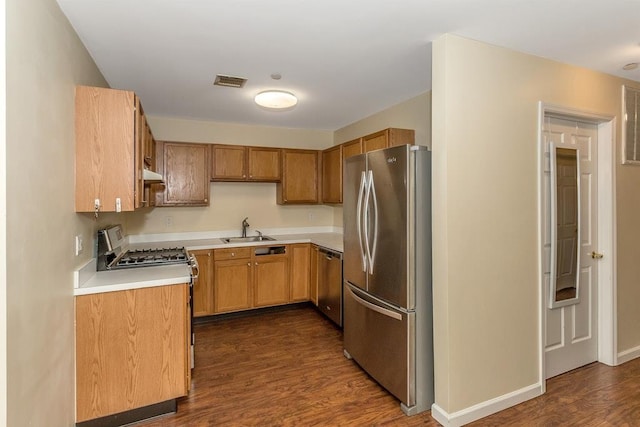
[241,217,250,237]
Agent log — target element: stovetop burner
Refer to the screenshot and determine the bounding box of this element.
[111,247,188,269]
[97,225,192,271]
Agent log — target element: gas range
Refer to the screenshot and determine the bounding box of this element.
[112,247,189,269]
[96,225,198,370]
[96,225,193,271]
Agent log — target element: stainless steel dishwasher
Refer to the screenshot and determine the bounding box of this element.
[317,246,343,326]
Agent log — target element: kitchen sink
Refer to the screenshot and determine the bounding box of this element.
[222,236,276,244]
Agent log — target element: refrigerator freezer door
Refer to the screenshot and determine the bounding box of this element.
[343,154,368,292]
[343,283,415,407]
[366,145,410,309]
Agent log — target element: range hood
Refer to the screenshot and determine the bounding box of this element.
[143,169,163,182]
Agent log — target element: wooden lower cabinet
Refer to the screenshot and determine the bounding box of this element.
[191,249,214,317]
[290,243,311,302]
[254,254,289,307]
[211,244,313,314]
[309,244,319,305]
[214,256,253,313]
[75,284,189,423]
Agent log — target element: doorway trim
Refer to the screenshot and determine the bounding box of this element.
[537,102,617,391]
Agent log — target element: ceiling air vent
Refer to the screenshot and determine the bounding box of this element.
[213,74,247,88]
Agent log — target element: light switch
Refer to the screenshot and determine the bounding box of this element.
[75,235,83,256]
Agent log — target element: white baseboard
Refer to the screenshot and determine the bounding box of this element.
[617,345,640,365]
[431,382,543,427]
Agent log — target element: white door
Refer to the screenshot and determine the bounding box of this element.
[543,116,599,379]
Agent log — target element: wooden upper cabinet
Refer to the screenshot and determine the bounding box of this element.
[247,147,281,181]
[277,149,320,204]
[322,145,342,204]
[341,138,362,160]
[75,85,149,213]
[211,144,281,182]
[155,141,210,206]
[362,128,415,153]
[211,144,247,181]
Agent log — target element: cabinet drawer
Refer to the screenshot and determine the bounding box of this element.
[215,247,251,260]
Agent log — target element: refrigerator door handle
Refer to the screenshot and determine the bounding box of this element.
[356,171,367,272]
[363,170,373,274]
[346,285,402,321]
[367,170,378,275]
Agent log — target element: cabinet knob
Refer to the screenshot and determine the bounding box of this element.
[255,262,258,266]
[231,252,235,257]
[247,262,251,266]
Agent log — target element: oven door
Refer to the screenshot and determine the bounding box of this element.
[189,254,200,369]
[188,253,199,369]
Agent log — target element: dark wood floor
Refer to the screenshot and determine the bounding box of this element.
[136,305,640,426]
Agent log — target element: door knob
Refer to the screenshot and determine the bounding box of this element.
[591,251,604,259]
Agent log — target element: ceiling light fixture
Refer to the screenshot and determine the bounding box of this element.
[254,90,298,110]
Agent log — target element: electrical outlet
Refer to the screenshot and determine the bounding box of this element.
[165,216,173,228]
[308,212,315,222]
[75,235,83,256]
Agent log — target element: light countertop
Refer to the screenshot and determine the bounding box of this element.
[75,232,343,296]
[74,264,192,296]
[143,232,343,253]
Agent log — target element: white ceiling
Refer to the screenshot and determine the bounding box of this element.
[57,0,640,131]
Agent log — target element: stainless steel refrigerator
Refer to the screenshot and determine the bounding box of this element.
[343,144,433,416]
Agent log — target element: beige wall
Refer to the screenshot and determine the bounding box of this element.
[6,0,113,424]
[331,92,432,226]
[333,92,431,147]
[126,117,335,236]
[432,34,640,414]
[0,4,6,424]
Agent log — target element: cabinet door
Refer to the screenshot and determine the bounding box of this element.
[134,97,145,209]
[254,254,290,307]
[387,128,415,147]
[310,245,319,305]
[363,129,388,153]
[277,149,320,204]
[212,145,247,181]
[191,249,214,317]
[75,86,137,212]
[75,284,189,422]
[342,138,362,159]
[214,258,252,313]
[157,142,210,206]
[248,147,281,181]
[362,128,415,153]
[322,145,342,204]
[290,244,311,302]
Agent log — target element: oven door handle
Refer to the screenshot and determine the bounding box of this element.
[189,254,200,280]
